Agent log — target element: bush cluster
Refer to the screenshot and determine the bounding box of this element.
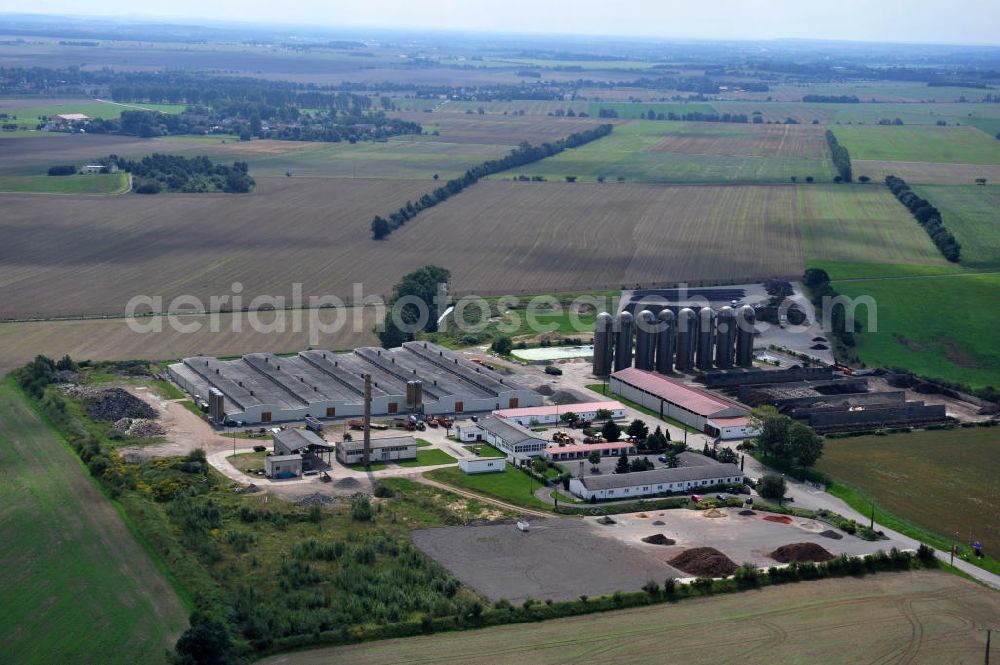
[825,130,852,182]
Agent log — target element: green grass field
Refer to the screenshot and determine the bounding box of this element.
[499,121,835,183]
[463,443,506,458]
[0,99,187,125]
[586,102,716,119]
[911,185,1000,269]
[394,448,456,467]
[817,427,999,562]
[0,172,129,194]
[0,381,187,664]
[228,451,267,475]
[712,100,1000,127]
[831,125,1000,164]
[831,267,1000,388]
[425,466,552,511]
[797,185,953,267]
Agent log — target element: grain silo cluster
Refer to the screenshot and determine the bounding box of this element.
[592,305,755,377]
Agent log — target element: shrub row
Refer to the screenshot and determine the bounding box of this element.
[802,267,857,351]
[370,124,613,239]
[885,175,961,262]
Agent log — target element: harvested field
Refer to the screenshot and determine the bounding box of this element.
[261,571,999,665]
[817,428,1000,555]
[391,112,619,145]
[0,180,804,318]
[641,534,676,546]
[769,542,835,563]
[668,547,737,577]
[764,515,793,524]
[0,308,377,376]
[853,160,1000,186]
[508,121,835,183]
[0,382,187,664]
[650,122,830,159]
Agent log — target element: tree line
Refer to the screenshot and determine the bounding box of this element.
[825,130,853,182]
[371,124,613,239]
[802,95,859,103]
[802,268,858,353]
[885,176,961,262]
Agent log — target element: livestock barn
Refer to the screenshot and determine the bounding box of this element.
[610,367,755,439]
[168,341,540,425]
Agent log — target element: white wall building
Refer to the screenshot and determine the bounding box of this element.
[458,457,506,474]
[475,416,548,459]
[568,463,744,501]
[492,400,626,427]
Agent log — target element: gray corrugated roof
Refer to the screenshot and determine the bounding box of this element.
[579,463,742,491]
[274,428,330,451]
[340,436,417,452]
[477,416,547,446]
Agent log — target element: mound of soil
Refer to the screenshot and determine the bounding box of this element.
[819,529,844,540]
[642,534,676,546]
[770,542,835,563]
[652,520,666,526]
[535,384,555,396]
[334,477,361,489]
[763,515,793,524]
[596,516,616,525]
[738,510,757,516]
[810,343,829,350]
[669,547,737,577]
[702,508,726,518]
[636,513,648,518]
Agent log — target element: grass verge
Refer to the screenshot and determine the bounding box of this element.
[425,466,553,512]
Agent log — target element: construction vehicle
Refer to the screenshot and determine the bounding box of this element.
[551,431,573,446]
[304,416,323,432]
[583,435,607,444]
[320,471,332,483]
[569,419,591,429]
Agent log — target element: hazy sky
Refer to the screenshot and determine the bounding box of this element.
[19,0,1000,45]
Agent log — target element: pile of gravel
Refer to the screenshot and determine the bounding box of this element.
[738,510,757,516]
[296,493,339,507]
[669,547,737,577]
[818,529,844,540]
[61,386,157,422]
[769,542,835,563]
[113,417,165,437]
[335,477,362,489]
[652,520,666,526]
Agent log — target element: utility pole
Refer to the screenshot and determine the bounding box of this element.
[870,499,875,530]
[985,627,991,665]
[362,374,372,468]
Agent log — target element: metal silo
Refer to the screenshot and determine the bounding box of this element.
[655,308,676,373]
[674,307,696,372]
[735,305,756,367]
[715,306,735,369]
[592,312,614,377]
[634,309,657,371]
[696,307,716,371]
[613,311,634,372]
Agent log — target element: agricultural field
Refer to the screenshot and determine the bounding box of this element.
[0,171,129,194]
[796,185,953,267]
[0,97,187,126]
[500,121,835,183]
[0,307,379,375]
[0,180,806,319]
[712,100,1000,127]
[831,125,1000,164]
[390,111,616,146]
[852,160,1000,186]
[0,381,187,664]
[910,185,1000,269]
[832,267,1000,389]
[585,101,716,118]
[259,571,1000,665]
[817,428,999,556]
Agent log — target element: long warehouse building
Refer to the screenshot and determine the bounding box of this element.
[168,341,541,425]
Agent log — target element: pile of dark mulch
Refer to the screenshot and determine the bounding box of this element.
[818,529,844,540]
[738,510,757,516]
[334,477,362,489]
[86,387,157,422]
[641,534,676,546]
[668,547,737,577]
[652,520,666,526]
[596,516,616,525]
[770,542,835,563]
